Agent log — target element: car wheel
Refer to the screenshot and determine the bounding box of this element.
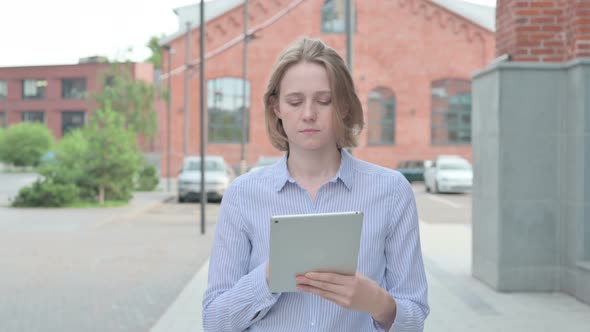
[434,181,440,194]
[426,183,430,192]
[178,195,185,203]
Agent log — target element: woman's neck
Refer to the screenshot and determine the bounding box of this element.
[287,147,341,186]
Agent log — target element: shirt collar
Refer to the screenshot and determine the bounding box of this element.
[272,148,354,192]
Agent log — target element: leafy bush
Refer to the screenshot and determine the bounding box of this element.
[12,179,79,207]
[136,161,159,191]
[0,123,53,167]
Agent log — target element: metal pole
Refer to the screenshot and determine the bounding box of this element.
[165,46,173,192]
[240,0,249,175]
[200,0,207,235]
[345,0,353,74]
[184,21,191,157]
[345,0,353,155]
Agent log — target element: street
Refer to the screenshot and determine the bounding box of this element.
[1,181,590,332]
[0,198,218,332]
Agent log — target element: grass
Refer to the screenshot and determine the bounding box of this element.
[65,201,129,208]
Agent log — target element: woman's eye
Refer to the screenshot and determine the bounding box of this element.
[317,99,331,105]
[287,101,302,107]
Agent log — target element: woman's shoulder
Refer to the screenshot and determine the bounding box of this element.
[351,157,404,181]
[227,163,278,192]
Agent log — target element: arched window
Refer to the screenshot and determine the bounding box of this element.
[367,87,395,145]
[431,79,472,145]
[207,77,250,143]
[321,0,356,34]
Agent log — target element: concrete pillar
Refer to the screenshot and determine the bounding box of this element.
[472,0,590,304]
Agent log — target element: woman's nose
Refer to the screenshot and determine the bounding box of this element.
[301,102,317,121]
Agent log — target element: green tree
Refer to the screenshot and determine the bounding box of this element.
[146,35,165,69]
[84,103,142,204]
[0,123,53,167]
[93,63,158,143]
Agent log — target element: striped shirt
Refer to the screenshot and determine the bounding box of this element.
[203,149,429,331]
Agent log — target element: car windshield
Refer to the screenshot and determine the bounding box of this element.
[439,162,471,170]
[186,160,225,171]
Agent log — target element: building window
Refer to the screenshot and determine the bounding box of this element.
[322,0,356,34]
[22,79,48,100]
[62,78,87,99]
[207,77,250,143]
[0,112,6,128]
[431,79,472,145]
[367,87,395,145]
[22,111,45,123]
[0,80,7,100]
[62,111,86,136]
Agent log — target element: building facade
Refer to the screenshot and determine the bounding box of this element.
[0,61,154,141]
[159,0,496,175]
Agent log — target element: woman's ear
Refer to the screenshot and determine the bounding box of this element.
[272,97,281,119]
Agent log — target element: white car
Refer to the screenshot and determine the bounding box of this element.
[424,156,473,194]
[177,156,235,202]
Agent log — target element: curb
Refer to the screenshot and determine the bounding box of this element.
[92,193,176,228]
[150,258,210,332]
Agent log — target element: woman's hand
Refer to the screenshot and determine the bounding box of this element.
[296,272,396,328]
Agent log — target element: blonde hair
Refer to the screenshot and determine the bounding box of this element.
[263,37,364,151]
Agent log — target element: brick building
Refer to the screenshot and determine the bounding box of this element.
[159,0,496,175]
[0,59,154,141]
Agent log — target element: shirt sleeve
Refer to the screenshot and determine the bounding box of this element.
[373,174,430,332]
[202,181,281,332]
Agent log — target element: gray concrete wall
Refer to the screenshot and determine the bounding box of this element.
[472,59,590,304]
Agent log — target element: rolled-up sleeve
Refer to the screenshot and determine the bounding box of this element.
[202,181,280,332]
[374,174,430,332]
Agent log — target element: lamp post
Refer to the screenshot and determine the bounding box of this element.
[184,21,191,157]
[199,0,206,235]
[163,45,175,193]
[240,0,249,175]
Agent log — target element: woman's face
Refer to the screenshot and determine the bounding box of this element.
[274,61,337,153]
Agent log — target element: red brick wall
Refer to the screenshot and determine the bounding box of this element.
[496,0,590,62]
[161,0,496,175]
[0,63,109,139]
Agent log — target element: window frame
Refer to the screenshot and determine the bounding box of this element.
[0,111,6,128]
[207,77,251,144]
[61,111,86,136]
[321,0,357,34]
[22,79,48,100]
[367,87,396,146]
[0,80,7,100]
[430,79,472,146]
[62,78,87,99]
[21,111,45,123]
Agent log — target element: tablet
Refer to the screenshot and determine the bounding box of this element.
[268,211,364,293]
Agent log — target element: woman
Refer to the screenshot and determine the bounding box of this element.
[203,37,429,332]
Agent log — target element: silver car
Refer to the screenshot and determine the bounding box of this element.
[177,156,235,203]
[424,155,473,194]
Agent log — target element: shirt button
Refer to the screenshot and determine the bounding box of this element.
[311,321,315,326]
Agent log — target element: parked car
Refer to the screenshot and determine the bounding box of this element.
[177,156,235,203]
[424,155,473,194]
[249,156,282,173]
[396,160,426,182]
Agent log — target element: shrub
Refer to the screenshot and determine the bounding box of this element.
[136,161,159,191]
[12,179,79,207]
[0,123,53,167]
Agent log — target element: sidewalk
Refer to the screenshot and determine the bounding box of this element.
[151,220,590,332]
